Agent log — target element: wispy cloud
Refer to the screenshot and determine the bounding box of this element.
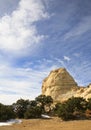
[68,60,91,86]
[0,0,91,105]
[64,15,91,40]
[0,0,49,56]
[0,56,91,104]
[63,56,71,62]
[0,64,46,104]
[0,57,66,104]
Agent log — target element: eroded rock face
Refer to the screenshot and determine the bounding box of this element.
[76,84,91,100]
[42,68,91,102]
[42,68,78,102]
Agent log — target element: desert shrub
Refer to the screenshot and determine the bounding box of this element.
[0,103,16,122]
[66,97,87,112]
[87,98,91,110]
[57,103,75,120]
[55,97,87,121]
[12,99,30,118]
[53,103,62,116]
[24,106,42,119]
[35,95,53,114]
[29,100,37,107]
[12,95,53,119]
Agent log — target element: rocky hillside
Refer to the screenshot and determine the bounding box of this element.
[42,68,91,102]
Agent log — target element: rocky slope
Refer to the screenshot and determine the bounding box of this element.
[42,68,91,102]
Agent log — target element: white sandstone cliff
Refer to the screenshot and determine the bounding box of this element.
[42,68,91,102]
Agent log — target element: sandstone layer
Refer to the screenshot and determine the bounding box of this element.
[42,68,91,102]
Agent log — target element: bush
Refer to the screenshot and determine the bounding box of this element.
[12,96,53,119]
[0,103,16,122]
[24,106,42,119]
[35,95,53,114]
[87,98,91,110]
[55,97,87,121]
[12,99,30,118]
[57,103,75,120]
[66,97,87,112]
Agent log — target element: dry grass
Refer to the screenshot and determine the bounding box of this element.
[0,117,91,130]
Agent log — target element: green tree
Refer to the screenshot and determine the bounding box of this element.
[12,99,30,118]
[56,97,87,121]
[66,97,87,112]
[24,106,42,119]
[87,98,91,110]
[35,95,53,114]
[0,103,16,122]
[24,99,42,119]
[57,103,74,120]
[29,100,37,107]
[53,102,62,115]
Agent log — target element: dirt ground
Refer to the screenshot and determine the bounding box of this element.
[0,117,91,130]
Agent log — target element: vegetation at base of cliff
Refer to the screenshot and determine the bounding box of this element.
[0,95,53,121]
[1,96,91,121]
[54,97,91,121]
[0,103,16,122]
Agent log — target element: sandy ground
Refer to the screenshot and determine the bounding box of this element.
[0,118,91,130]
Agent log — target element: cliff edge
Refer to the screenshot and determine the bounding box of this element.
[42,68,91,102]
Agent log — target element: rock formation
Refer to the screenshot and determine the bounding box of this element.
[75,84,91,100]
[42,68,78,102]
[42,68,91,102]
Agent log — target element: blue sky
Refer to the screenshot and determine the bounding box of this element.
[0,0,91,104]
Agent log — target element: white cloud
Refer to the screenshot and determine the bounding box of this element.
[64,15,91,40]
[0,57,64,104]
[54,57,64,64]
[0,60,59,104]
[0,0,49,56]
[0,94,30,105]
[0,65,46,104]
[68,60,91,86]
[0,57,90,104]
[63,56,71,61]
